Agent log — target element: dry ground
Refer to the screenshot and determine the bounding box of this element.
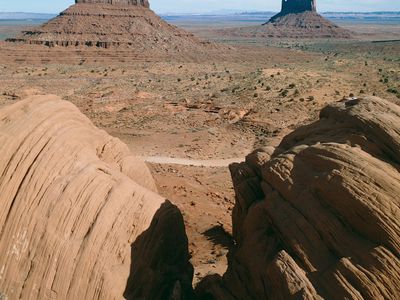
[0,21,399,284]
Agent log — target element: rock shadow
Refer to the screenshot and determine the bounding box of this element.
[124,200,194,300]
[202,225,234,250]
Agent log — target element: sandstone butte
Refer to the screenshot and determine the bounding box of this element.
[6,0,218,52]
[0,95,194,299]
[219,0,352,39]
[196,96,400,299]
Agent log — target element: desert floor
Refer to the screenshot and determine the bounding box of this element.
[0,19,399,284]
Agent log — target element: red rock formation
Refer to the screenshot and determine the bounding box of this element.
[76,0,150,7]
[265,0,350,37]
[7,1,218,52]
[196,96,400,299]
[219,0,351,38]
[0,95,193,299]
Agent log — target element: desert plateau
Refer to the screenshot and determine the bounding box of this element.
[0,0,399,299]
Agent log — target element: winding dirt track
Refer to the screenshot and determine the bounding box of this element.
[141,156,244,167]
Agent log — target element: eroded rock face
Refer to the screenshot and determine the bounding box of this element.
[271,0,317,22]
[196,96,400,299]
[281,0,316,15]
[6,1,219,53]
[0,95,193,299]
[75,0,150,7]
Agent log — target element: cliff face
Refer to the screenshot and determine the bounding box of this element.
[281,0,316,15]
[196,96,400,299]
[0,95,193,300]
[271,0,317,22]
[75,0,150,7]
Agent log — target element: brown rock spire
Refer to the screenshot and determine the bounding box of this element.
[271,0,317,21]
[281,0,316,14]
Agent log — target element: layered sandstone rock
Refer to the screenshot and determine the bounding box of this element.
[75,0,150,7]
[6,1,216,52]
[196,96,400,299]
[0,95,193,299]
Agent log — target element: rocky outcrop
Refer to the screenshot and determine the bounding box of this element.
[6,1,219,53]
[265,0,350,37]
[275,0,316,19]
[219,0,351,38]
[196,96,400,299]
[75,0,150,7]
[0,95,193,299]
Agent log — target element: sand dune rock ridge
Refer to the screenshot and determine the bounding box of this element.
[0,95,193,299]
[196,96,400,299]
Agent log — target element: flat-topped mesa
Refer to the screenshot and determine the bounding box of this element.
[75,0,150,7]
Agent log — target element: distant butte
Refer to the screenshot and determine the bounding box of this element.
[219,0,352,39]
[264,0,352,38]
[6,0,220,54]
[75,0,150,7]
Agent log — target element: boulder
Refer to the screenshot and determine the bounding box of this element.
[0,95,193,299]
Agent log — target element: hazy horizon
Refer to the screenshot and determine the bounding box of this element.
[0,0,399,14]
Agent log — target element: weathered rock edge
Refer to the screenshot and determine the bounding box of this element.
[0,95,193,299]
[75,0,150,7]
[196,96,400,299]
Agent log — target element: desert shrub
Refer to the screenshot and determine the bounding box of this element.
[280,90,289,97]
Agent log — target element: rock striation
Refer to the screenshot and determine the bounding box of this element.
[196,96,400,299]
[6,0,216,52]
[75,0,150,7]
[0,95,193,299]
